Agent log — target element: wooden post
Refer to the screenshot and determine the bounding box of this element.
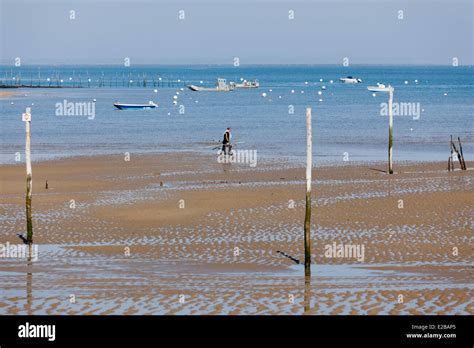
[23,107,33,244]
[458,137,466,170]
[304,107,312,277]
[388,86,394,174]
[450,135,454,171]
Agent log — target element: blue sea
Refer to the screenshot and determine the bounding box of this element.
[0,65,472,165]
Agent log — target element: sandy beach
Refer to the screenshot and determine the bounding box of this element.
[0,153,472,314]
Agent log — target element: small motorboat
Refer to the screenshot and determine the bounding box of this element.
[188,78,234,92]
[367,84,390,92]
[113,101,158,110]
[340,76,362,84]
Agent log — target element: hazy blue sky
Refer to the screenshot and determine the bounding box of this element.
[1,0,472,65]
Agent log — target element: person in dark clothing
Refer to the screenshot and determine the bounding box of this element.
[221,127,232,154]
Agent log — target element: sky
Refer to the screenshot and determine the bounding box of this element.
[0,0,473,65]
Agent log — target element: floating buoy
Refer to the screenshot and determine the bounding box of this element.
[269,89,272,92]
[304,81,308,85]
[291,90,295,93]
[154,89,158,93]
[330,80,334,84]
[322,86,326,90]
[93,98,97,102]
[372,93,376,97]
[319,98,323,102]
[199,80,203,84]
[300,90,304,94]
[444,93,448,96]
[404,80,408,85]
[173,95,178,99]
[317,91,322,95]
[278,96,282,99]
[262,92,267,97]
[319,78,323,82]
[414,79,418,83]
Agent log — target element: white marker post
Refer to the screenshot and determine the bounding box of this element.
[23,107,33,244]
[304,107,312,276]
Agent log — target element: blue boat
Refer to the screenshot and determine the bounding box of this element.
[114,101,158,110]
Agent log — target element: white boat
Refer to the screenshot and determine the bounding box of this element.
[340,76,362,84]
[233,79,259,88]
[367,84,390,92]
[188,78,234,92]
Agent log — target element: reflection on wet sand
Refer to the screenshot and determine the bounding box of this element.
[26,244,33,316]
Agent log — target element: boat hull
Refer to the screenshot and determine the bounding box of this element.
[114,103,158,110]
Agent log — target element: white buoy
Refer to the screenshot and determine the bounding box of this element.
[93,98,97,102]
[11,102,14,105]
[200,80,203,84]
[410,128,413,132]
[330,80,334,84]
[180,88,184,91]
[168,112,171,115]
[154,89,158,93]
[262,92,267,97]
[444,93,448,96]
[269,89,272,92]
[319,78,323,82]
[291,90,295,93]
[404,80,408,85]
[414,79,418,83]
[301,91,304,94]
[195,100,199,103]
[319,99,323,102]
[173,95,178,99]
[305,81,308,85]
[317,91,322,95]
[173,100,177,105]
[322,86,326,90]
[372,93,376,97]
[279,96,282,99]
[176,92,180,95]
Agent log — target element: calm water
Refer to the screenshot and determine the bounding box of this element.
[0,65,472,164]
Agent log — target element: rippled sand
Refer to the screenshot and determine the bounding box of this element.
[0,153,472,314]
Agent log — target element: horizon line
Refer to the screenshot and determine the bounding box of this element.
[0,63,472,67]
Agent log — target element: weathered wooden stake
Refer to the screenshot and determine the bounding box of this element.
[388,85,394,174]
[450,135,454,171]
[458,137,466,170]
[24,107,33,244]
[304,107,312,277]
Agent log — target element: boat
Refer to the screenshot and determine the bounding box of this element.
[340,76,362,84]
[367,84,390,92]
[188,78,234,92]
[113,101,158,110]
[233,79,259,88]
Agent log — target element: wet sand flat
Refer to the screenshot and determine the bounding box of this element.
[0,153,473,314]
